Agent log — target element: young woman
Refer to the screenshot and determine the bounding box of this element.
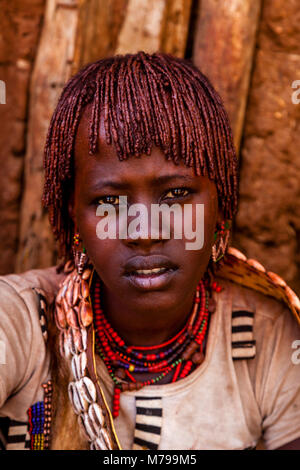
[0,52,299,450]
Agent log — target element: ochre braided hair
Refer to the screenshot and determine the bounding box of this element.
[42,51,238,261]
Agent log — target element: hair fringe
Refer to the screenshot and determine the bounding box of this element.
[42,52,239,262]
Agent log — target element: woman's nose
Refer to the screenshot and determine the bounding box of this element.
[120,201,170,249]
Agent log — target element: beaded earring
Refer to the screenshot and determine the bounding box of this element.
[212,220,231,263]
[73,231,89,275]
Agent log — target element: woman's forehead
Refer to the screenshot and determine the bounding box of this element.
[74,107,215,189]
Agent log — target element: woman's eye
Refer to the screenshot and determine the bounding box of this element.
[163,188,190,199]
[97,195,120,205]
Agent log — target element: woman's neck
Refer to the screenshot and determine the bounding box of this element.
[100,285,196,347]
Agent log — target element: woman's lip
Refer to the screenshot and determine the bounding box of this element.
[123,255,178,274]
[124,268,178,291]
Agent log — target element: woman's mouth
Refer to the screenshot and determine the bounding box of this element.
[126,267,178,290]
[134,267,168,275]
[123,256,179,290]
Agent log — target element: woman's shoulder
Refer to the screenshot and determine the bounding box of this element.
[215,246,300,328]
[0,266,66,419]
[0,265,66,307]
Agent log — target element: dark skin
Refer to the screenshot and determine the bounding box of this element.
[71,107,218,386]
[71,107,219,346]
[70,107,300,449]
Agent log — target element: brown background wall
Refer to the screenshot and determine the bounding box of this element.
[0,0,299,294]
[233,0,300,295]
[0,0,45,277]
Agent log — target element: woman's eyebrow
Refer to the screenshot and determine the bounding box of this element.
[154,174,194,185]
[89,174,194,192]
[89,180,131,191]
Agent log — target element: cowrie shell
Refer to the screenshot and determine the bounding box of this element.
[227,247,247,261]
[246,258,266,272]
[67,327,77,355]
[62,296,69,315]
[68,382,88,414]
[267,271,287,287]
[81,327,87,351]
[79,351,88,376]
[71,352,87,380]
[285,285,300,311]
[67,307,80,329]
[79,300,93,327]
[88,403,105,428]
[78,414,91,441]
[71,354,81,381]
[73,329,86,352]
[91,436,108,450]
[83,412,98,440]
[80,280,90,299]
[74,381,89,412]
[66,282,74,307]
[79,377,97,404]
[72,280,81,306]
[59,331,70,358]
[101,428,113,450]
[55,304,67,330]
[56,281,68,306]
[82,268,92,280]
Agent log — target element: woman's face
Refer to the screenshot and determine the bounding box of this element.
[72,108,219,324]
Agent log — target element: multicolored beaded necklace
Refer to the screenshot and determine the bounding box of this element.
[92,275,210,418]
[27,381,52,450]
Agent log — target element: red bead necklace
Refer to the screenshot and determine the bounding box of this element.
[92,275,210,418]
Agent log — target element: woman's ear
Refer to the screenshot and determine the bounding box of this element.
[215,209,225,230]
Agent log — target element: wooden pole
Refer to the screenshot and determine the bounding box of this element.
[73,0,192,71]
[16,0,80,272]
[72,0,129,72]
[0,0,45,275]
[192,0,261,154]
